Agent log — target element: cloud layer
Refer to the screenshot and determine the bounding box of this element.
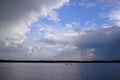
[79,0,120,8]
[0,0,69,60]
[75,26,120,60]
[28,22,120,60]
[0,0,120,60]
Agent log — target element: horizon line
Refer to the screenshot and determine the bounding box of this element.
[0,60,120,63]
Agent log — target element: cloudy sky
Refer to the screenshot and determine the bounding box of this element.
[0,0,120,60]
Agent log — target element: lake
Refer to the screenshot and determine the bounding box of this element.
[0,63,120,80]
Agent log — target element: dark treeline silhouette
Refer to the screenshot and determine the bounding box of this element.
[0,60,120,63]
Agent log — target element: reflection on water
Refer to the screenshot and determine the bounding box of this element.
[0,63,120,80]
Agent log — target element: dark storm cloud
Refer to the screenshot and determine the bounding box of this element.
[76,26,120,60]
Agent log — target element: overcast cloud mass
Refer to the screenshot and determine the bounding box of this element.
[0,0,120,60]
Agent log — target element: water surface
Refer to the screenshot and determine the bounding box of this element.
[0,63,120,80]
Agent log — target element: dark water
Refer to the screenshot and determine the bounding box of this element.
[0,63,120,80]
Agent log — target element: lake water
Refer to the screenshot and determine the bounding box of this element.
[0,63,120,80]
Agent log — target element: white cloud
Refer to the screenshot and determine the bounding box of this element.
[48,11,60,21]
[108,9,120,26]
[97,0,120,5]
[0,0,69,45]
[0,0,69,59]
[79,2,95,8]
[79,0,120,8]
[57,49,94,60]
[30,22,95,60]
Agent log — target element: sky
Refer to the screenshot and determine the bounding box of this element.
[0,0,120,60]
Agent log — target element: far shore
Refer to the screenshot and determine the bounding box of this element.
[0,60,120,63]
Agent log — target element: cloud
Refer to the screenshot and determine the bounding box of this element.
[30,20,120,60]
[79,2,95,8]
[56,48,95,60]
[0,42,30,60]
[97,0,120,5]
[79,0,120,8]
[32,22,95,60]
[108,9,120,26]
[0,0,69,60]
[0,0,120,60]
[0,0,69,44]
[75,26,120,60]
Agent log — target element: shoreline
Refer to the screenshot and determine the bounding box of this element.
[0,60,120,63]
